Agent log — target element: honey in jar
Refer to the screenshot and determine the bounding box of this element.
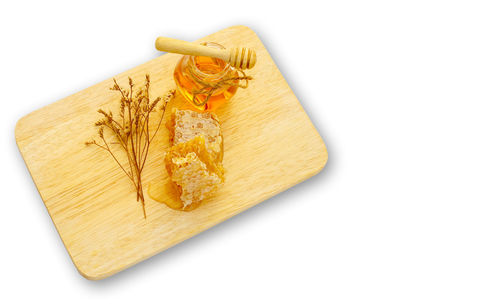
[173,42,239,112]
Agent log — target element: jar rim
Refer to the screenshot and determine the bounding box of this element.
[187,42,231,81]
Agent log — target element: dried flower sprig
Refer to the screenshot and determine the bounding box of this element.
[86,75,175,218]
[191,69,253,107]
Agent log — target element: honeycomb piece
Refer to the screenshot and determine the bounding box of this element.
[169,108,223,163]
[166,136,224,208]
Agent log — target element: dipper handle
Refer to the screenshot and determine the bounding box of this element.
[155,36,256,69]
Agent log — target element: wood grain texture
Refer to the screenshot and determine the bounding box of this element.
[15,25,327,280]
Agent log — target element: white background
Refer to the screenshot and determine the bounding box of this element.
[2,0,500,304]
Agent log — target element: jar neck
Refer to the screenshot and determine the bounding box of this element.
[186,42,231,83]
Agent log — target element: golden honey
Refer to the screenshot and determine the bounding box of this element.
[173,42,239,112]
[148,178,202,211]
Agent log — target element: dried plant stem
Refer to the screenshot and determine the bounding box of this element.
[86,75,175,219]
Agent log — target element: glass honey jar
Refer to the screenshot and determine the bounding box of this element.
[173,42,240,112]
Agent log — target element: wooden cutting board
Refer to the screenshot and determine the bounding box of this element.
[15,25,327,280]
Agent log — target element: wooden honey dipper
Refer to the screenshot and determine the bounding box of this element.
[155,37,256,70]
